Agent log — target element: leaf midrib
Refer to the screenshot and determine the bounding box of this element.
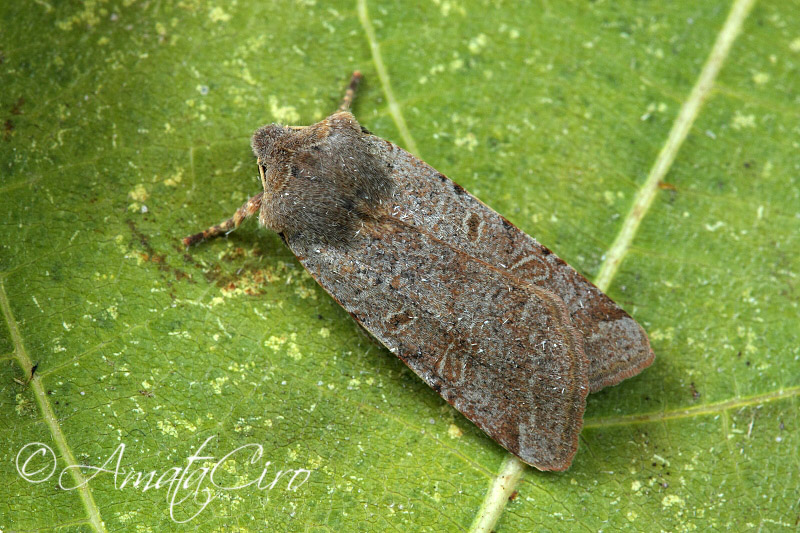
[1,279,108,533]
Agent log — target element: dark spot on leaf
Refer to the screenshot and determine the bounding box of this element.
[3,119,13,140]
[10,97,24,115]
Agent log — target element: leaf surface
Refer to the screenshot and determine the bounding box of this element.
[1,0,797,531]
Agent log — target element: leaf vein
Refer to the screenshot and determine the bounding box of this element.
[0,280,108,533]
[356,0,420,156]
[594,0,757,291]
[584,386,800,428]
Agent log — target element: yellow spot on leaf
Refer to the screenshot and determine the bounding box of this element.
[761,160,773,178]
[288,342,302,361]
[209,6,232,22]
[662,494,685,508]
[649,327,674,341]
[265,335,287,350]
[447,424,463,438]
[128,184,149,202]
[454,132,478,151]
[16,393,34,416]
[164,169,183,186]
[432,0,465,17]
[468,34,488,54]
[157,419,179,437]
[269,95,300,124]
[732,112,756,130]
[211,376,229,394]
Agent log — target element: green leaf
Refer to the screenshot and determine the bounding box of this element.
[1,0,797,531]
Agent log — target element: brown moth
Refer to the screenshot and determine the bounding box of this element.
[184,73,654,471]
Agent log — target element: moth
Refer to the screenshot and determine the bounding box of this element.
[184,72,654,471]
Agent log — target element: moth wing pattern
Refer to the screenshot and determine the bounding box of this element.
[376,142,654,392]
[290,219,589,471]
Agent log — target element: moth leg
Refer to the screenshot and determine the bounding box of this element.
[337,71,362,112]
[183,192,264,247]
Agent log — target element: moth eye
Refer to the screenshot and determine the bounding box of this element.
[257,160,267,189]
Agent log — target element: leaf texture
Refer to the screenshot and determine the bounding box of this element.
[0,0,797,531]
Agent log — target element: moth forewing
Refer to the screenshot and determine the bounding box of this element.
[289,220,589,471]
[381,144,654,392]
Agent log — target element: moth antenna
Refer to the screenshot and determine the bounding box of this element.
[337,71,362,112]
[183,192,264,247]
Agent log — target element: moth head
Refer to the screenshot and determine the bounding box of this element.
[251,123,290,159]
[249,112,394,244]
